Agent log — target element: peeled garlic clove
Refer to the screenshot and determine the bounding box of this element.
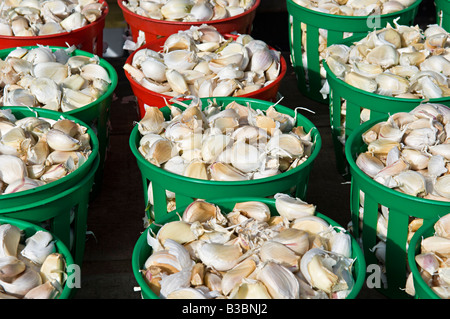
[197,242,242,272]
[260,241,300,272]
[300,249,339,294]
[274,193,316,221]
[0,224,21,258]
[232,201,271,222]
[40,253,65,285]
[256,261,300,299]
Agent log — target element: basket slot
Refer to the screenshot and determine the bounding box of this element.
[360,190,379,267]
[150,180,169,222]
[51,208,72,254]
[384,207,409,297]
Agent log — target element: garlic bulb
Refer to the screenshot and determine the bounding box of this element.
[141,197,356,299]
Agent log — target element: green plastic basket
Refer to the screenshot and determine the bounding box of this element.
[345,117,450,299]
[0,216,76,299]
[436,0,450,31]
[0,154,100,267]
[324,60,450,179]
[129,97,322,221]
[286,0,421,103]
[0,46,118,196]
[407,214,447,299]
[132,197,366,299]
[0,107,99,211]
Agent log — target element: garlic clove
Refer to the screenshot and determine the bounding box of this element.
[0,224,22,258]
[256,261,300,299]
[274,193,316,221]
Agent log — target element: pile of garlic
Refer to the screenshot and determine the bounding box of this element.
[141,195,356,299]
[355,103,450,202]
[406,213,450,299]
[0,0,105,37]
[324,23,450,100]
[123,0,255,21]
[0,223,67,299]
[323,23,450,145]
[0,45,111,112]
[0,108,92,195]
[354,103,450,274]
[293,0,416,16]
[124,25,281,99]
[138,98,315,211]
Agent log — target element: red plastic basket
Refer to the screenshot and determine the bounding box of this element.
[125,34,287,117]
[118,0,260,43]
[0,0,108,57]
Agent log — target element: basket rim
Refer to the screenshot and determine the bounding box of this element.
[0,216,75,299]
[129,96,322,186]
[132,196,366,299]
[0,106,99,201]
[286,0,422,21]
[345,116,450,207]
[118,0,260,26]
[407,216,444,299]
[0,45,118,116]
[124,34,287,105]
[0,0,109,40]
